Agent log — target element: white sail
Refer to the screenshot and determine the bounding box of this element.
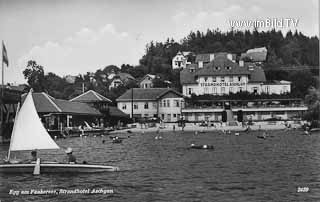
[9,91,60,151]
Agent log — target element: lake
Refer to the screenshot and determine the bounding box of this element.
[1,130,320,201]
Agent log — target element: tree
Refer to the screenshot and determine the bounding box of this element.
[23,60,46,92]
[304,87,320,121]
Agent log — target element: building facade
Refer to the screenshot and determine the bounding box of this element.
[139,74,158,88]
[172,51,191,69]
[116,88,185,122]
[181,53,291,97]
[109,72,136,90]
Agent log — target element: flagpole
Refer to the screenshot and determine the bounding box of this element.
[1,40,3,97]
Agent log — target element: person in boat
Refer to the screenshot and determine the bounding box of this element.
[65,147,77,164]
[30,150,37,162]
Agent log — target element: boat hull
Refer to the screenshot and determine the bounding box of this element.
[0,163,119,173]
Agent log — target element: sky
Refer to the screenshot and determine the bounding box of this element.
[0,0,319,84]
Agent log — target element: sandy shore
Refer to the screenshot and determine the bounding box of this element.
[110,122,302,134]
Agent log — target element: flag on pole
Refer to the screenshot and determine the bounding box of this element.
[2,41,9,67]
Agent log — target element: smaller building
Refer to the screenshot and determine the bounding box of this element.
[64,75,77,84]
[109,73,136,90]
[240,47,267,64]
[172,51,191,69]
[139,74,158,88]
[116,88,185,122]
[24,92,102,131]
[70,90,129,126]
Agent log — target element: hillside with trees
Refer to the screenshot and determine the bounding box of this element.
[22,29,319,102]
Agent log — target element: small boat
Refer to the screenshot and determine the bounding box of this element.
[257,132,267,139]
[0,91,119,174]
[112,138,122,143]
[310,128,320,132]
[190,144,214,150]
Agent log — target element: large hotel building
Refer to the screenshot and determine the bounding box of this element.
[178,52,307,122]
[180,52,291,97]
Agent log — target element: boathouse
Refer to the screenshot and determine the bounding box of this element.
[70,90,129,126]
[23,92,102,131]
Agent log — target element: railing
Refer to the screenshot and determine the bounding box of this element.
[183,104,307,110]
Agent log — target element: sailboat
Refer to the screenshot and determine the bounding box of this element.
[0,91,119,174]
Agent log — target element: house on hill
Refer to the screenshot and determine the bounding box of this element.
[109,72,136,90]
[172,51,192,69]
[116,88,184,122]
[139,74,159,88]
[240,47,267,64]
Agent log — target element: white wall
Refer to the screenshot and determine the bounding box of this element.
[117,101,158,118]
[158,97,184,122]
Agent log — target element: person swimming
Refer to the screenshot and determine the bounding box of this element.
[65,147,77,164]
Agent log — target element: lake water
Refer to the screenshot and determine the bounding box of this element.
[1,130,320,202]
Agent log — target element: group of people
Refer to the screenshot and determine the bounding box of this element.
[25,147,77,164]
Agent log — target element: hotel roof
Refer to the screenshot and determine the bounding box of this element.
[196,56,250,76]
[195,52,236,63]
[70,90,112,103]
[116,88,183,101]
[180,57,267,84]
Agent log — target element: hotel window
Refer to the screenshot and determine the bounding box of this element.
[230,76,233,82]
[175,100,180,107]
[122,104,126,110]
[212,77,216,82]
[204,77,208,82]
[134,104,138,109]
[163,100,166,107]
[253,87,258,94]
[221,77,225,82]
[221,87,225,94]
[167,114,171,121]
[230,87,233,93]
[213,87,217,94]
[226,66,231,70]
[173,114,177,118]
[181,100,185,108]
[204,87,209,94]
[215,66,220,70]
[238,76,241,82]
[167,100,170,107]
[188,88,192,95]
[144,102,149,109]
[239,87,243,92]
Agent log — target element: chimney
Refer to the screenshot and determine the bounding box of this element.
[239,60,244,67]
[209,53,215,61]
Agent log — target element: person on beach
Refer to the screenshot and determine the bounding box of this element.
[65,147,77,164]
